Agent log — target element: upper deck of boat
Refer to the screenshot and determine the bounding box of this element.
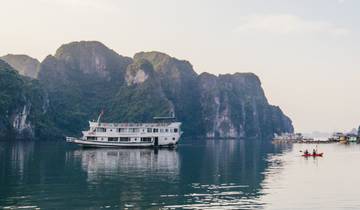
[89,121,180,128]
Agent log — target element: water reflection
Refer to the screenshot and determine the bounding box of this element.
[67,148,180,183]
[160,139,292,209]
[0,141,35,185]
[0,140,292,209]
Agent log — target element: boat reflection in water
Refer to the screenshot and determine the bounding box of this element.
[64,147,181,208]
[68,148,180,182]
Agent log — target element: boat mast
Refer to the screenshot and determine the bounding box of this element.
[97,110,104,126]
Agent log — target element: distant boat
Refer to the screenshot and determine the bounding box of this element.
[66,112,182,148]
[302,153,323,157]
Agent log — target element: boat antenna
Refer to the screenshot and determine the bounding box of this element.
[97,110,104,125]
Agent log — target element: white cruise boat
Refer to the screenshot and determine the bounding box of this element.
[66,113,182,148]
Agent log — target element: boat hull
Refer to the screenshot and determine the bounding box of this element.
[302,153,323,157]
[67,138,176,148]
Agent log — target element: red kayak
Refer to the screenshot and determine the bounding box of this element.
[302,153,323,157]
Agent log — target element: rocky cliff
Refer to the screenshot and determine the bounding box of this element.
[0,41,293,140]
[198,72,293,138]
[134,52,204,136]
[37,41,132,135]
[0,60,57,139]
[1,54,40,78]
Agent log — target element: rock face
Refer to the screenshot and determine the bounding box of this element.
[0,41,293,140]
[37,41,132,135]
[110,59,173,123]
[0,60,56,139]
[53,41,132,80]
[134,52,204,135]
[198,73,293,138]
[1,54,40,78]
[125,60,150,85]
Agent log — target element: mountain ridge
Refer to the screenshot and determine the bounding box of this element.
[0,54,40,78]
[0,41,293,140]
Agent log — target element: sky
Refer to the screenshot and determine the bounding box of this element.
[1,0,359,133]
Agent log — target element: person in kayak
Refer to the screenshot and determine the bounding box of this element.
[304,149,309,155]
[313,149,317,155]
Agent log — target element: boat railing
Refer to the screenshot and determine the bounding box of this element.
[66,137,77,142]
[89,122,174,128]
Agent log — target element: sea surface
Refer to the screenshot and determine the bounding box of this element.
[1,140,360,209]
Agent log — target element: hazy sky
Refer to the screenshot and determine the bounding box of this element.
[1,0,359,133]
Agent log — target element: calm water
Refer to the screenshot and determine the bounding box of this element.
[0,140,360,209]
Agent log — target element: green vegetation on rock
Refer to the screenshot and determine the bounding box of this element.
[0,60,58,139]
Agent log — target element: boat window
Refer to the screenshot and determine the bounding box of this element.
[174,128,178,133]
[96,127,106,132]
[87,136,97,140]
[153,128,159,133]
[108,137,118,142]
[141,137,152,142]
[118,128,127,133]
[160,129,164,133]
[129,128,140,133]
[147,128,152,133]
[173,137,175,141]
[119,137,130,142]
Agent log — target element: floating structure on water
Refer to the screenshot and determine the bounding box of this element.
[328,132,359,144]
[273,131,360,144]
[273,133,304,141]
[272,133,312,144]
[66,112,182,148]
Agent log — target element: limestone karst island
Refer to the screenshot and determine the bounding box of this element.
[1,0,359,209]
